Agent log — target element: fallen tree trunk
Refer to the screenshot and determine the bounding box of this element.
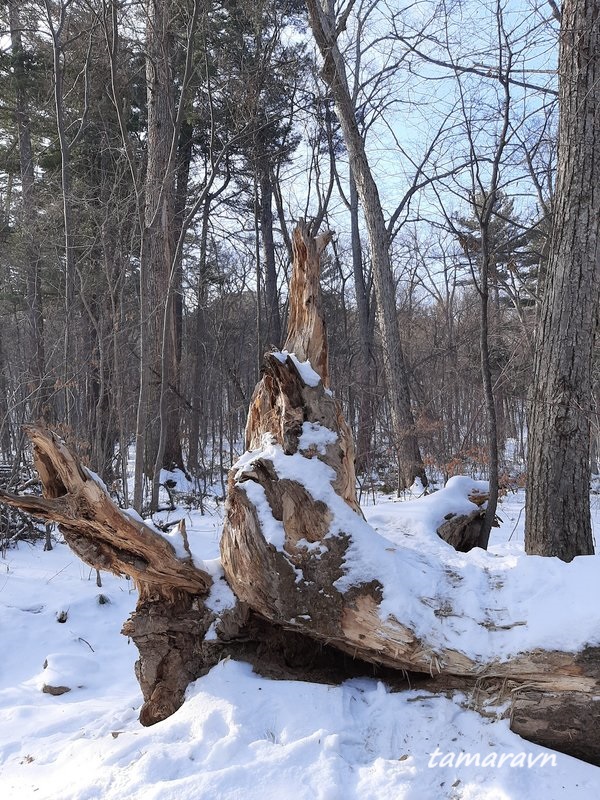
[221,223,599,692]
[510,689,600,766]
[221,345,600,689]
[0,427,213,725]
[220,222,600,762]
[436,487,495,552]
[1,221,599,765]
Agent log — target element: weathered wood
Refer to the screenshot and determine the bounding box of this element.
[223,362,600,691]
[245,221,359,515]
[122,590,212,726]
[284,221,332,387]
[0,427,210,597]
[221,222,600,762]
[511,686,600,766]
[436,489,491,552]
[437,510,484,552]
[0,426,213,724]
[2,223,600,764]
[243,354,361,515]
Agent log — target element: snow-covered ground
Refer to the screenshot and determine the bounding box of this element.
[1,489,599,799]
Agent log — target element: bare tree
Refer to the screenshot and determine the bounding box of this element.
[306,0,427,490]
[525,0,599,560]
[43,0,96,427]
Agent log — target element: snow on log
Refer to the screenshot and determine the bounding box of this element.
[221,222,600,763]
[222,367,600,689]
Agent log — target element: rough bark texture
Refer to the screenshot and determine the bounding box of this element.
[525,0,599,560]
[477,224,500,550]
[511,687,600,766]
[143,0,184,485]
[122,589,211,726]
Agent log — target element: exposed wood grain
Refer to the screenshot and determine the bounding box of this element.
[2,223,600,763]
[0,425,213,724]
[0,426,210,597]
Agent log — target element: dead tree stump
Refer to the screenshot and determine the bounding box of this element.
[1,222,599,764]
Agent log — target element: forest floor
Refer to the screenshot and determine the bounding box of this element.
[1,487,599,800]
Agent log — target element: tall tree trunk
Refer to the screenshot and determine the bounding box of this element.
[103,228,130,505]
[163,119,193,473]
[305,0,427,489]
[525,0,599,560]
[188,195,211,474]
[0,333,13,460]
[478,227,500,549]
[44,0,78,428]
[144,0,176,475]
[349,170,374,472]
[140,0,182,509]
[9,0,49,422]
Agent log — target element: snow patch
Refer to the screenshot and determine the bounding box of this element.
[240,480,286,549]
[298,422,338,454]
[272,350,322,387]
[1,497,599,797]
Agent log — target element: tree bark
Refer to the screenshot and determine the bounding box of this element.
[9,0,49,422]
[305,0,427,490]
[135,0,185,512]
[511,688,600,766]
[477,219,500,549]
[349,170,375,472]
[525,0,599,560]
